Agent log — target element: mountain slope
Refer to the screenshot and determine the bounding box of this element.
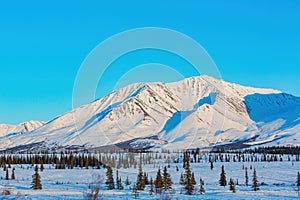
[1,76,300,151]
[0,120,45,137]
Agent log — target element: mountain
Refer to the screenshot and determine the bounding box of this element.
[1,75,300,151]
[0,120,45,137]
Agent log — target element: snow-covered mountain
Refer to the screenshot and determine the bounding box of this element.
[1,76,300,151]
[0,120,45,137]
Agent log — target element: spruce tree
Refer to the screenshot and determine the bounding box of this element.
[40,162,44,172]
[252,168,259,191]
[105,166,115,190]
[132,185,139,198]
[118,177,124,190]
[11,168,15,180]
[5,168,9,180]
[136,157,145,190]
[125,176,131,185]
[199,178,205,194]
[183,154,196,195]
[180,173,185,185]
[229,178,236,193]
[154,168,163,194]
[162,166,172,191]
[191,172,196,185]
[144,172,149,185]
[31,165,42,190]
[210,161,214,170]
[116,170,120,190]
[219,165,227,187]
[149,177,154,195]
[297,172,300,196]
[245,167,249,186]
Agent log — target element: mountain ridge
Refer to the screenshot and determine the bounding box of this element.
[1,75,299,151]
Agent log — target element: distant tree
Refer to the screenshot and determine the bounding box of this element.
[219,165,227,187]
[144,172,149,185]
[245,167,249,186]
[31,165,42,190]
[162,166,172,191]
[182,154,196,195]
[125,176,131,185]
[40,162,44,172]
[180,173,185,185]
[149,177,154,195]
[116,170,123,190]
[11,168,15,180]
[118,177,124,190]
[191,172,196,185]
[229,178,236,193]
[132,185,139,199]
[105,166,114,190]
[85,156,89,169]
[183,152,189,169]
[154,168,163,194]
[297,172,300,196]
[199,178,205,194]
[5,168,9,180]
[136,156,145,190]
[252,168,259,191]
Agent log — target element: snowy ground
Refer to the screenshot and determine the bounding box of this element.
[0,154,300,199]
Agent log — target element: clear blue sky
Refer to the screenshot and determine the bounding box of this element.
[0,0,299,124]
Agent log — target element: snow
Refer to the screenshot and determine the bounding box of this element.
[0,75,299,151]
[0,120,44,137]
[0,153,300,199]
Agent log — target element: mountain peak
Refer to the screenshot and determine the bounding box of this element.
[0,120,45,137]
[0,76,298,151]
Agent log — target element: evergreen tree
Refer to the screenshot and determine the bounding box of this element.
[40,162,44,172]
[118,177,124,190]
[183,152,189,169]
[191,172,196,185]
[210,161,214,170]
[199,178,205,194]
[252,168,259,191]
[144,172,149,185]
[116,170,121,190]
[154,168,163,193]
[125,176,131,185]
[31,165,42,190]
[245,167,249,186]
[219,165,227,187]
[149,177,154,195]
[297,172,300,196]
[179,173,185,185]
[11,168,15,180]
[229,178,236,193]
[5,168,9,180]
[136,156,145,190]
[132,185,139,198]
[105,166,115,190]
[162,166,172,191]
[182,154,196,195]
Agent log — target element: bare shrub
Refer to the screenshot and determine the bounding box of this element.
[83,173,104,200]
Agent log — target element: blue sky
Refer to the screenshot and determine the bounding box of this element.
[0,0,299,124]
